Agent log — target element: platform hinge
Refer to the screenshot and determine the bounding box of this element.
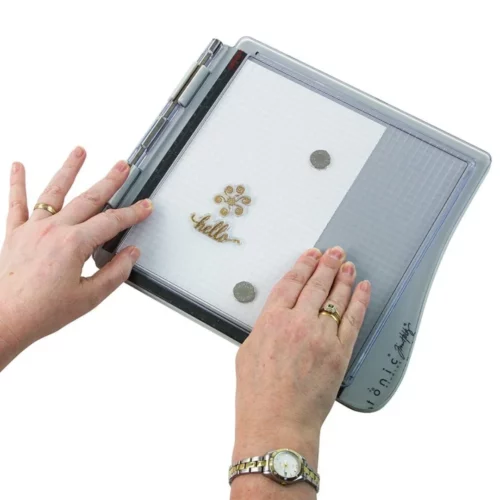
[108,38,223,208]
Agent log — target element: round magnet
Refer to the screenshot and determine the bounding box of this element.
[233,281,256,303]
[310,150,331,169]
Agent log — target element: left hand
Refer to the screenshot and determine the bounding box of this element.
[0,146,153,369]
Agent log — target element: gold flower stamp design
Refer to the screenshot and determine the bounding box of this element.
[214,185,251,217]
[190,184,251,244]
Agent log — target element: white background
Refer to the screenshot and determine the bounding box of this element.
[0,1,498,499]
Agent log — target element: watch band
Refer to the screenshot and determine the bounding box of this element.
[228,449,320,492]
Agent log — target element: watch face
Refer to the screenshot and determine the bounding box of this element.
[272,450,301,479]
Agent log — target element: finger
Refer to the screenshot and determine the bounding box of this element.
[80,246,140,310]
[295,246,345,312]
[337,280,371,351]
[265,248,321,310]
[80,199,153,248]
[6,162,29,234]
[31,146,86,221]
[319,261,356,331]
[58,160,130,224]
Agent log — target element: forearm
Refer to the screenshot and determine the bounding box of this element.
[0,310,27,372]
[230,426,320,500]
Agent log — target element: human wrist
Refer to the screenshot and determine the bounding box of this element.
[0,320,22,371]
[0,301,31,370]
[233,422,321,470]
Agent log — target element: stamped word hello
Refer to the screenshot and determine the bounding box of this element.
[190,184,251,244]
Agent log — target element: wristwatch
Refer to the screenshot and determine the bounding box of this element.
[229,448,320,492]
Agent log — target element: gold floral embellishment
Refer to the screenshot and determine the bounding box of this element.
[214,185,251,217]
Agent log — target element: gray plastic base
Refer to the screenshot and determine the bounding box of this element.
[94,37,491,412]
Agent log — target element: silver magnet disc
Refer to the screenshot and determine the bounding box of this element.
[310,150,331,169]
[233,281,256,303]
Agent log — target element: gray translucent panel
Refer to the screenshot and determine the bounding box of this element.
[315,126,468,371]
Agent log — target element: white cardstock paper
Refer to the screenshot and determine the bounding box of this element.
[120,60,386,328]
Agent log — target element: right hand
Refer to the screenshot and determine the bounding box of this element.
[233,247,371,468]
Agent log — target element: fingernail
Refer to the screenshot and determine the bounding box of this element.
[115,161,129,172]
[327,246,344,260]
[129,246,140,262]
[306,248,322,259]
[11,162,20,174]
[140,199,153,209]
[360,280,371,292]
[74,146,84,158]
[342,262,355,275]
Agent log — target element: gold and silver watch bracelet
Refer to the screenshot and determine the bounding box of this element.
[229,448,320,492]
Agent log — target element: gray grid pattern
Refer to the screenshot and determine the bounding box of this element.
[314,127,468,363]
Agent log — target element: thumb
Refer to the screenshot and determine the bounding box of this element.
[82,246,140,310]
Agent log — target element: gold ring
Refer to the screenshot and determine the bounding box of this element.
[319,302,341,325]
[33,203,58,215]
[320,311,340,325]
